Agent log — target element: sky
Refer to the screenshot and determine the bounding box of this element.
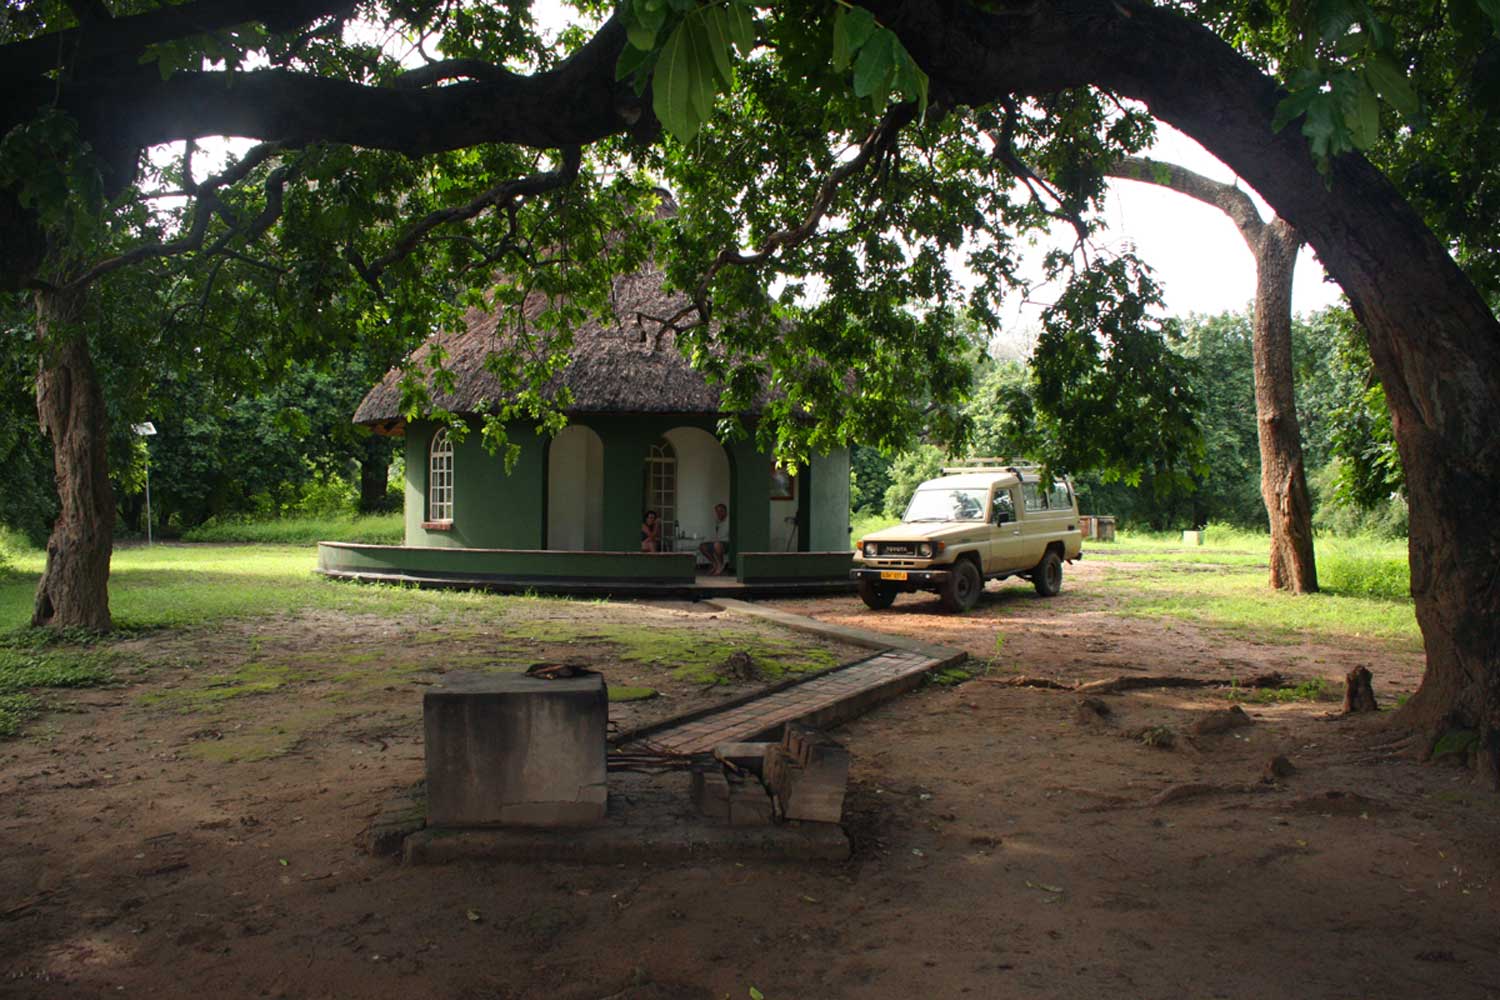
[1054,124,1344,322]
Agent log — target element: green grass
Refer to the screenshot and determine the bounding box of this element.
[0,638,115,736]
[1092,528,1411,600]
[1095,562,1419,648]
[181,513,403,545]
[1315,537,1410,600]
[502,619,840,684]
[1227,677,1336,704]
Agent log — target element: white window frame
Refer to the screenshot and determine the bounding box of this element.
[428,428,454,524]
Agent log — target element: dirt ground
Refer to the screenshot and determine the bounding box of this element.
[3,561,1498,1000]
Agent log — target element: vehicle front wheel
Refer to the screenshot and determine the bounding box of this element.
[938,559,983,612]
[1033,549,1063,597]
[857,578,898,610]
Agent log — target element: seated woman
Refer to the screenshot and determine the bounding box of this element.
[640,510,661,552]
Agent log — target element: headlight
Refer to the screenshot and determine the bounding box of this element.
[916,542,932,558]
[863,542,878,558]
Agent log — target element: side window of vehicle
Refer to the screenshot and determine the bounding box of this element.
[991,488,1015,524]
[1022,482,1045,512]
[1048,480,1072,511]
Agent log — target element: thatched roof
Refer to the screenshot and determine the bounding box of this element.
[354,264,747,428]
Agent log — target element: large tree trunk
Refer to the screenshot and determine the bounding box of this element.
[1106,159,1318,592]
[357,435,392,513]
[32,284,114,632]
[886,0,1500,781]
[1251,219,1318,593]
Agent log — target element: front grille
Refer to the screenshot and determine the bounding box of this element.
[878,542,919,556]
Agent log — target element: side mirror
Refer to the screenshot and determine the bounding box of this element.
[993,508,1011,525]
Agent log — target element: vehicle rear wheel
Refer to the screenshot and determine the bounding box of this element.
[938,559,983,612]
[857,578,898,610]
[1033,549,1063,597]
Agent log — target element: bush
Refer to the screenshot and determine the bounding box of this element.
[181,513,403,545]
[882,446,947,519]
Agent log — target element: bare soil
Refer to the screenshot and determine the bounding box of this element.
[3,562,1498,1000]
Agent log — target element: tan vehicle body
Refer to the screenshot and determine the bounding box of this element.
[851,468,1083,612]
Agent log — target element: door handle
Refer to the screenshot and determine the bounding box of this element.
[1011,529,1021,535]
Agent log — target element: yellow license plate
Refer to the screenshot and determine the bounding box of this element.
[880,571,909,581]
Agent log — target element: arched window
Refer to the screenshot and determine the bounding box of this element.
[429,428,454,523]
[645,439,676,537]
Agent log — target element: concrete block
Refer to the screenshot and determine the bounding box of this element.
[423,672,608,827]
[713,741,772,777]
[690,766,731,822]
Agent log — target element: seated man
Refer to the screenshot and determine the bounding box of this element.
[698,503,729,575]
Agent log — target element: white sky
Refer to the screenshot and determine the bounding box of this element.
[1004,123,1344,334]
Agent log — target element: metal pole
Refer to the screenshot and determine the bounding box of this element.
[144,451,153,546]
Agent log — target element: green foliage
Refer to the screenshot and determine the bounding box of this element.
[1006,256,1203,494]
[881,445,947,519]
[849,445,894,515]
[181,514,403,545]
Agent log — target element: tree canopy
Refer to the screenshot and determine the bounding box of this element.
[4,0,1500,778]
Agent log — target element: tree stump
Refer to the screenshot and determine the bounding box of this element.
[1342,667,1378,714]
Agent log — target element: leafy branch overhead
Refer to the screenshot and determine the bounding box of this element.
[618,0,928,144]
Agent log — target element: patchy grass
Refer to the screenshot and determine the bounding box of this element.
[0,544,516,632]
[1227,677,1337,705]
[502,619,839,684]
[182,514,403,545]
[1095,563,1419,649]
[0,637,115,737]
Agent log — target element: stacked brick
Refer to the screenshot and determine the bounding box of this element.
[762,724,850,824]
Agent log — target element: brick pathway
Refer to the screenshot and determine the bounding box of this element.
[621,639,964,755]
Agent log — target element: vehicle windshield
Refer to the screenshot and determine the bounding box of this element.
[903,488,988,522]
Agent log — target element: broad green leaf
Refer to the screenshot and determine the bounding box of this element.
[700,6,737,89]
[686,15,718,123]
[615,41,653,86]
[1271,87,1318,133]
[1365,56,1419,117]
[852,29,894,100]
[1478,0,1500,27]
[726,0,755,55]
[626,19,659,51]
[834,6,878,72]
[652,20,702,143]
[1350,84,1380,149]
[1314,0,1360,42]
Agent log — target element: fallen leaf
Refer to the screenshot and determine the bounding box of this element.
[466,909,482,923]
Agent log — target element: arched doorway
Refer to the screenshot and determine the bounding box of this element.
[660,427,731,550]
[547,425,603,550]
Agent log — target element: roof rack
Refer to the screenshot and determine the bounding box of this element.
[940,457,1041,475]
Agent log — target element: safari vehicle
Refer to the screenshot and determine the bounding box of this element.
[851,462,1084,612]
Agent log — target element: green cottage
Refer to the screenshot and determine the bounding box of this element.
[317,267,855,595]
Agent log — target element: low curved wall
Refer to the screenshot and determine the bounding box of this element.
[317,542,698,583]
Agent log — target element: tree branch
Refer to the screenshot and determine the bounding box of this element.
[1,0,351,84]
[395,59,517,90]
[67,142,285,288]
[11,14,638,159]
[347,146,582,290]
[1106,155,1268,247]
